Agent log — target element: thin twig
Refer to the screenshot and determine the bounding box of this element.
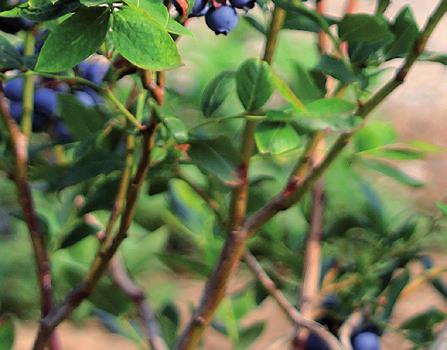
[0,86,60,350]
[109,255,167,350]
[338,310,364,350]
[175,7,287,350]
[244,251,343,349]
[32,117,159,350]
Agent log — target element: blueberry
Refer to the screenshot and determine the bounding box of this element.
[305,333,329,350]
[77,59,110,85]
[8,101,49,131]
[205,5,239,35]
[34,87,58,116]
[74,90,96,107]
[32,112,50,132]
[321,294,340,311]
[53,120,72,143]
[0,18,34,34]
[230,0,255,10]
[190,0,209,17]
[81,87,102,104]
[352,332,381,350]
[4,77,24,101]
[420,255,434,269]
[9,101,22,123]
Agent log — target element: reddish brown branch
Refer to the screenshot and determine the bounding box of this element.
[0,86,60,350]
[244,251,342,349]
[32,118,159,350]
[109,255,167,350]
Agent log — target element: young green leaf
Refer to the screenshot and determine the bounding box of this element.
[338,14,394,45]
[0,316,15,350]
[201,71,236,118]
[36,7,110,72]
[386,6,419,60]
[236,58,274,112]
[111,7,181,71]
[255,122,301,155]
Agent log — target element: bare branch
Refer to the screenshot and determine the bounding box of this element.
[0,85,60,350]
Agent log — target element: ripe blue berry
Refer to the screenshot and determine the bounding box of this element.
[9,101,50,132]
[305,333,329,350]
[54,120,72,143]
[9,101,23,123]
[74,90,96,108]
[230,0,255,10]
[205,5,239,35]
[190,0,209,17]
[77,59,110,85]
[34,87,58,116]
[4,77,24,101]
[352,332,381,350]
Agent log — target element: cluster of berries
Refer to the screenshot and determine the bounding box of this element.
[4,57,109,143]
[175,0,256,35]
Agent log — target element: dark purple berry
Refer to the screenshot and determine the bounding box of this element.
[54,120,72,143]
[229,0,255,10]
[205,5,239,35]
[34,87,58,116]
[190,0,209,17]
[9,101,49,132]
[352,332,381,350]
[81,87,102,104]
[77,59,110,85]
[4,77,24,101]
[9,101,22,123]
[305,333,329,350]
[32,112,50,132]
[0,18,34,34]
[74,90,96,107]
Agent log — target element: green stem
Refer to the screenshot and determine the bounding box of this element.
[21,32,35,138]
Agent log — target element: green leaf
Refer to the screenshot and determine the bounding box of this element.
[162,116,188,143]
[315,55,356,84]
[201,71,236,118]
[166,17,192,36]
[400,309,446,345]
[338,14,394,45]
[36,7,110,72]
[301,97,356,118]
[292,62,325,103]
[188,137,241,186]
[111,7,180,71]
[419,51,447,65]
[255,122,301,155]
[125,0,170,27]
[271,72,305,109]
[79,175,121,215]
[354,121,397,152]
[0,317,15,350]
[236,322,265,350]
[362,159,424,188]
[385,6,419,60]
[0,35,23,70]
[1,0,82,21]
[236,58,274,112]
[60,221,100,249]
[436,202,447,216]
[58,94,104,141]
[381,269,410,322]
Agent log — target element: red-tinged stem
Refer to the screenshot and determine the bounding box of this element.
[0,86,60,350]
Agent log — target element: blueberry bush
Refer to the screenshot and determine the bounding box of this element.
[0,0,446,349]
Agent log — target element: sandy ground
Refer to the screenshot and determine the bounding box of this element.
[12,0,447,349]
